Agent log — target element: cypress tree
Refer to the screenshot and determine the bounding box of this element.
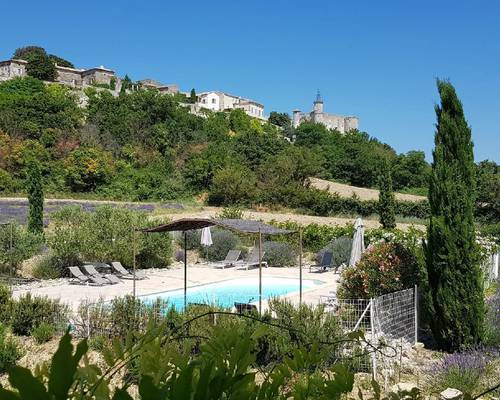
[378,159,396,229]
[190,88,197,104]
[425,80,483,351]
[27,161,44,235]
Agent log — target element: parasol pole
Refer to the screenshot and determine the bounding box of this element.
[299,227,303,305]
[184,231,187,308]
[132,228,137,298]
[258,228,262,315]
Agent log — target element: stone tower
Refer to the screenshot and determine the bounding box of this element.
[313,90,324,113]
[312,90,324,123]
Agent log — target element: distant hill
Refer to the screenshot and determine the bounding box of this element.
[309,178,426,202]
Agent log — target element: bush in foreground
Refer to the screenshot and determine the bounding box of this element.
[0,323,21,373]
[337,242,420,299]
[31,322,55,344]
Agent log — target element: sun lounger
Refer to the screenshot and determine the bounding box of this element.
[210,250,241,269]
[234,302,258,314]
[235,248,267,270]
[68,266,107,286]
[111,261,147,280]
[81,264,121,285]
[309,251,334,273]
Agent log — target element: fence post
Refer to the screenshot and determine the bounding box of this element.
[414,285,418,345]
[370,298,377,380]
[86,305,90,338]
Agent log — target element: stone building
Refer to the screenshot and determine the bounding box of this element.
[292,92,358,133]
[138,79,179,95]
[0,59,119,90]
[197,91,265,120]
[0,59,28,81]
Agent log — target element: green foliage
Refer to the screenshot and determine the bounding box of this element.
[204,230,240,261]
[216,206,244,219]
[0,323,21,373]
[31,322,55,344]
[475,160,499,223]
[0,77,81,140]
[319,236,352,267]
[26,161,44,234]
[26,52,57,82]
[48,54,74,68]
[263,241,297,267]
[425,80,484,351]
[378,159,396,229]
[0,222,42,273]
[8,293,67,336]
[64,146,114,191]
[48,206,172,269]
[208,164,258,205]
[31,253,63,279]
[338,242,421,299]
[189,88,196,103]
[0,320,357,400]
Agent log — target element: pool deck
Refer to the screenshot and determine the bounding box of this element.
[13,264,339,311]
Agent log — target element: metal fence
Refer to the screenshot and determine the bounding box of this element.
[322,286,417,381]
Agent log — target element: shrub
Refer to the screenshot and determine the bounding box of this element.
[0,222,43,273]
[88,334,108,351]
[205,230,240,261]
[426,347,500,396]
[317,236,352,267]
[0,283,11,322]
[263,241,297,267]
[31,322,55,344]
[484,283,500,346]
[217,206,244,220]
[208,165,258,206]
[337,242,421,299]
[0,323,21,373]
[9,293,67,336]
[48,206,172,270]
[31,253,63,279]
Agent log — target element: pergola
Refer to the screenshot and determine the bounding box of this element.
[142,218,303,313]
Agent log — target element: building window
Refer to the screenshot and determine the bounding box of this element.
[211,98,216,104]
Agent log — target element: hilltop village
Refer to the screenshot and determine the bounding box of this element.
[0,56,358,132]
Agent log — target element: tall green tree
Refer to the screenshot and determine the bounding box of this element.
[25,52,56,81]
[425,80,483,351]
[378,159,396,229]
[27,161,44,235]
[189,88,197,103]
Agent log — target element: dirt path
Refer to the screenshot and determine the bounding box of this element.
[309,177,426,202]
[154,206,424,231]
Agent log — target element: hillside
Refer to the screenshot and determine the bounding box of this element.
[309,178,426,202]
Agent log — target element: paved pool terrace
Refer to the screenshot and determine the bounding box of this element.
[13,265,339,311]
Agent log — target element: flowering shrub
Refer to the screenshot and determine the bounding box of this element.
[484,283,500,345]
[426,347,500,396]
[337,242,420,299]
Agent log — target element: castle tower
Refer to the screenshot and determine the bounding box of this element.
[292,109,302,128]
[313,90,324,114]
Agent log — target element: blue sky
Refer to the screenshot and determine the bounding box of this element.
[2,0,499,162]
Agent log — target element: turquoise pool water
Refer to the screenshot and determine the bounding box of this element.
[140,277,322,310]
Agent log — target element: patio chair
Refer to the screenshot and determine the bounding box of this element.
[234,302,258,314]
[309,251,334,273]
[210,250,241,269]
[111,261,147,280]
[68,266,107,286]
[81,264,121,285]
[235,247,267,270]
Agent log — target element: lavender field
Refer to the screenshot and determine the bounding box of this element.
[0,199,183,226]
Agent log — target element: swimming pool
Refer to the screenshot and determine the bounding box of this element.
[140,277,322,310]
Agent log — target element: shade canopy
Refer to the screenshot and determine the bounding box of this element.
[143,218,295,235]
